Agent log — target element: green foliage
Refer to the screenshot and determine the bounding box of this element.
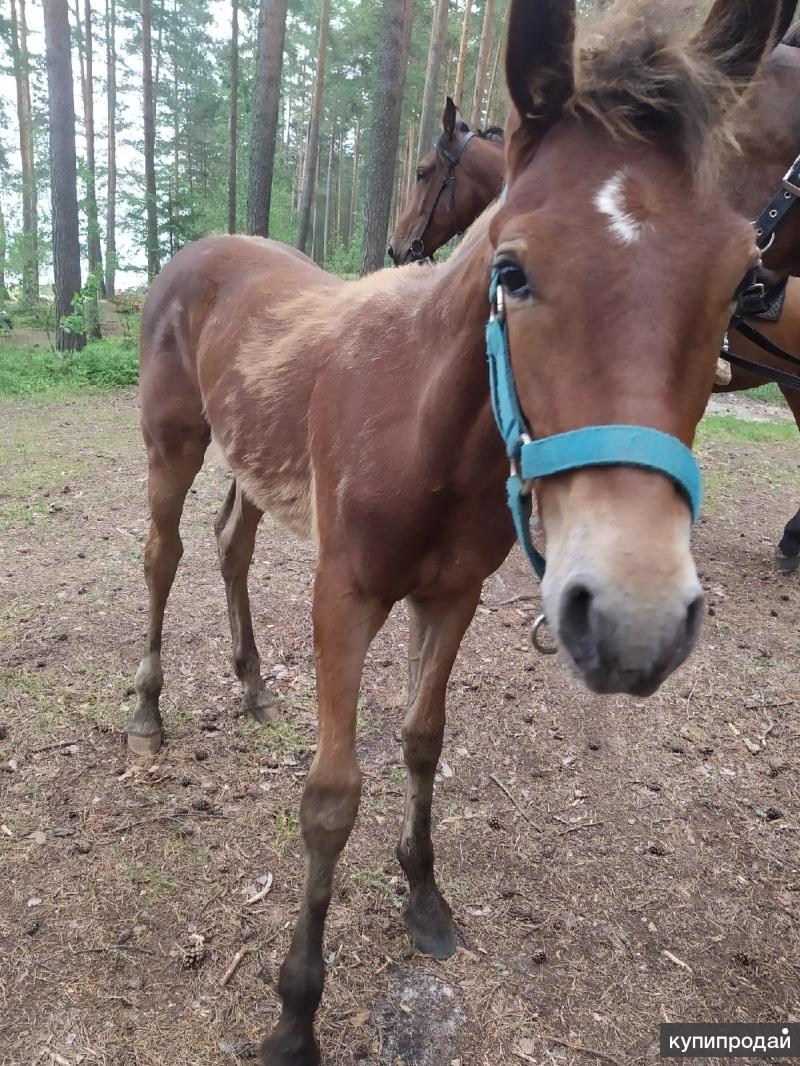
[60,274,100,337]
[0,337,138,398]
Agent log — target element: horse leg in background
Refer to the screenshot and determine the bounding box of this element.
[397,584,482,958]
[215,480,280,722]
[128,425,210,753]
[775,384,800,572]
[261,565,389,1066]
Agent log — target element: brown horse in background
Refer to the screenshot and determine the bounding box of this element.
[388,97,505,265]
[130,0,783,1061]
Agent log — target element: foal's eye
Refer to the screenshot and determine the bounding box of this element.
[415,169,426,182]
[497,262,532,298]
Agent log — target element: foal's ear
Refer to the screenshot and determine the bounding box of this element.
[505,0,575,127]
[442,96,457,140]
[694,0,781,82]
[777,0,799,41]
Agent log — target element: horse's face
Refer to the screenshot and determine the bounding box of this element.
[488,0,779,697]
[726,38,800,280]
[389,99,501,265]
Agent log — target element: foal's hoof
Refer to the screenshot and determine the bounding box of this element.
[246,685,281,725]
[404,893,458,960]
[775,548,800,573]
[126,728,163,755]
[260,1025,320,1066]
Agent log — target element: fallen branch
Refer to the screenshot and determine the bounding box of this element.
[488,774,543,832]
[485,593,535,609]
[558,820,604,836]
[221,944,255,987]
[31,739,81,754]
[545,1033,626,1066]
[662,948,693,974]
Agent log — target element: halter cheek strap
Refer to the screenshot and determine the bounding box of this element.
[485,267,702,580]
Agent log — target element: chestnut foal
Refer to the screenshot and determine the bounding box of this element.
[130,0,781,1061]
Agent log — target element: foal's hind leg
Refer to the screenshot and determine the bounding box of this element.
[397,583,482,958]
[215,480,280,722]
[128,430,209,753]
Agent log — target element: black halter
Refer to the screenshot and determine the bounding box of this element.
[408,130,477,263]
[727,150,800,390]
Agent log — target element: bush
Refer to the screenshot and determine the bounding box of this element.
[0,337,139,398]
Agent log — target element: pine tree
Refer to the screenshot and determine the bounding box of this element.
[418,0,449,157]
[296,0,331,253]
[361,0,415,274]
[227,0,238,234]
[9,0,39,305]
[142,0,160,279]
[43,0,85,351]
[246,0,288,237]
[105,0,117,296]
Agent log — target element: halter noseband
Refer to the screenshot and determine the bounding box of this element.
[409,130,477,262]
[485,268,702,581]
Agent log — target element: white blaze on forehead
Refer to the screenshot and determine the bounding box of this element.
[594,170,641,245]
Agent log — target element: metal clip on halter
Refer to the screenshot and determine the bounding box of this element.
[531,614,558,655]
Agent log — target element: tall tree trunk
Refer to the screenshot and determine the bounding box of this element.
[453,0,471,111]
[246,0,288,236]
[405,119,415,200]
[0,204,8,301]
[323,128,334,264]
[43,0,85,352]
[83,0,105,301]
[347,118,360,247]
[484,0,507,127]
[105,0,117,296]
[227,0,239,233]
[10,0,39,305]
[142,0,160,280]
[417,0,449,157]
[360,0,414,275]
[470,0,495,126]
[335,132,343,247]
[296,0,331,253]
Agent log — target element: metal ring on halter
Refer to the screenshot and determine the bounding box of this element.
[410,237,425,258]
[531,613,558,655]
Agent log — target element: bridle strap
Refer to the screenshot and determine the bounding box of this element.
[722,317,800,392]
[752,150,800,252]
[485,268,702,580]
[732,318,800,369]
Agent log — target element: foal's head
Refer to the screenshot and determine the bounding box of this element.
[489,0,781,695]
[388,98,505,265]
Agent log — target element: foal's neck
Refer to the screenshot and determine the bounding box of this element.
[415,229,501,446]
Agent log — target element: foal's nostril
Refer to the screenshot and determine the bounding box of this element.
[559,583,595,661]
[684,593,704,646]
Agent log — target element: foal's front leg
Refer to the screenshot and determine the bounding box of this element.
[261,567,388,1066]
[397,584,482,958]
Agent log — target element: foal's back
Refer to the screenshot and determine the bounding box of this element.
[139,235,342,539]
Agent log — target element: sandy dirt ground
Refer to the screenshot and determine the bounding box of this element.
[1,390,799,1066]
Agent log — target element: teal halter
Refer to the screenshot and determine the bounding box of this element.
[485,266,702,580]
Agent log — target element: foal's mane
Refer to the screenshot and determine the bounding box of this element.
[569,0,768,179]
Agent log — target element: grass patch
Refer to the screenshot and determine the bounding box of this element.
[748,382,788,406]
[0,337,138,398]
[698,414,796,444]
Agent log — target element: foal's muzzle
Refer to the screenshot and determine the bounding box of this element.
[555,575,704,696]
